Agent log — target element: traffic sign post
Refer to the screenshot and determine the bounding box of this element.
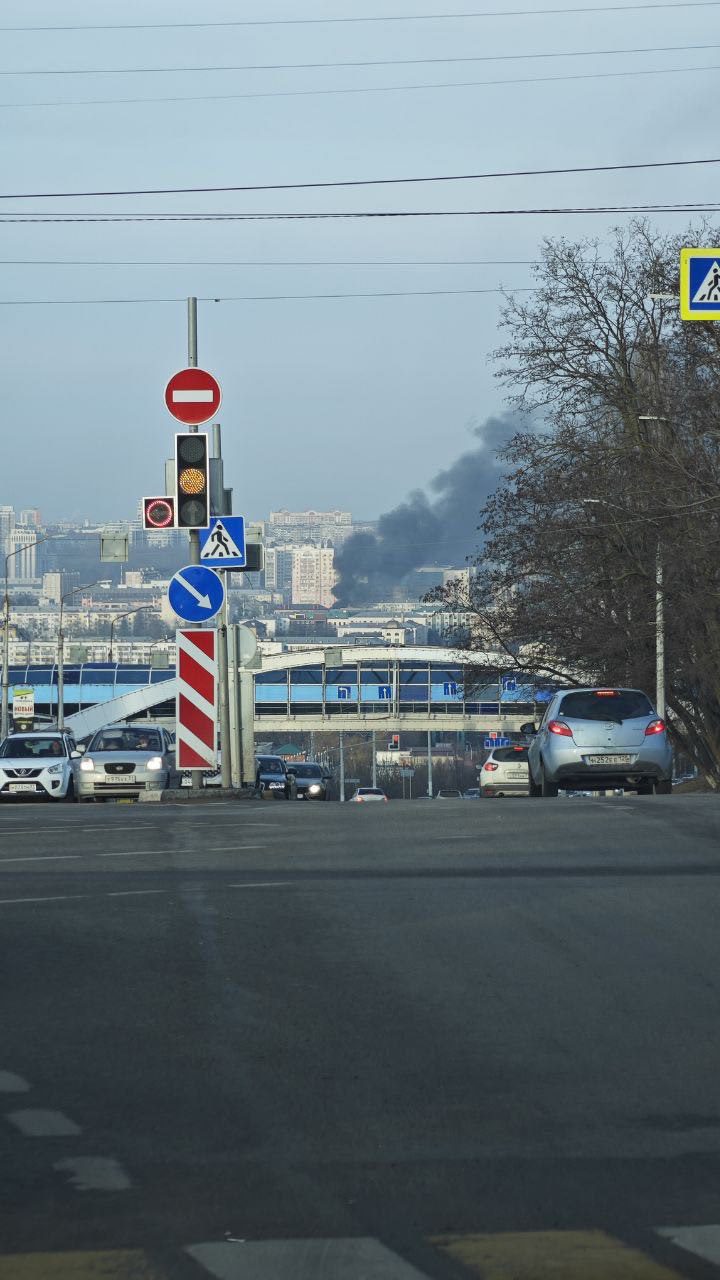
[168,564,225,624]
[199,516,247,568]
[165,367,222,425]
[680,248,720,321]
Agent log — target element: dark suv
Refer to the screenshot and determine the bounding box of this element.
[285,761,334,801]
[254,754,296,800]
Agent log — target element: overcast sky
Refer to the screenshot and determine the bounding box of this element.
[0,0,712,523]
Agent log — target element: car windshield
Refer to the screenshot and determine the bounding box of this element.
[90,729,162,752]
[359,788,384,795]
[493,747,529,762]
[557,689,654,722]
[296,764,323,777]
[0,736,66,758]
[258,758,284,774]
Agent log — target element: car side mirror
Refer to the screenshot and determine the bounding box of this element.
[520,722,537,734]
[70,749,82,759]
[75,744,87,755]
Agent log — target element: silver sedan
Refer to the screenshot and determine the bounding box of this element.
[77,724,179,801]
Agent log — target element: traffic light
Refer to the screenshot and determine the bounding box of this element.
[175,433,210,528]
[142,496,175,530]
[389,734,400,751]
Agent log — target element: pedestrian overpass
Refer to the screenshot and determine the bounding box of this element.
[4,646,547,740]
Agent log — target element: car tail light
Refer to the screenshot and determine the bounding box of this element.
[644,719,666,736]
[483,761,498,772]
[594,690,618,697]
[548,720,573,736]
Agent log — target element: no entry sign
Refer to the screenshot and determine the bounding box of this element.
[165,367,221,425]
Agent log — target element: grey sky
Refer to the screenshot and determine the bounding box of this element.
[0,0,713,523]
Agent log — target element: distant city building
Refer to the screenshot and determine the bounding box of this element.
[7,527,39,581]
[291,544,338,609]
[42,570,81,605]
[264,547,294,594]
[18,508,42,528]
[0,506,15,559]
[268,509,355,547]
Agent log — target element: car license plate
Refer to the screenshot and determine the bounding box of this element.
[585,754,632,765]
[107,775,135,785]
[507,771,527,779]
[9,783,37,793]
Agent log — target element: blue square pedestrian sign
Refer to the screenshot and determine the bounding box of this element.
[199,516,246,568]
[680,248,720,320]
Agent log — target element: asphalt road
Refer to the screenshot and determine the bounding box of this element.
[2,793,720,1280]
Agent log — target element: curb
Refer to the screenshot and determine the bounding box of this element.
[157,787,257,804]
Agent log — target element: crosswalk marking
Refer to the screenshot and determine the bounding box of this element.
[0,1252,163,1279]
[658,1225,720,1265]
[186,1238,432,1279]
[432,1230,685,1278]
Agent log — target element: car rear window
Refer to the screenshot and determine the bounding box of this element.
[492,747,529,762]
[557,689,653,721]
[359,788,384,795]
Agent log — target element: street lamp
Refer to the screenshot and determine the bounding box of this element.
[108,606,153,664]
[582,497,665,718]
[1,533,59,739]
[57,580,101,731]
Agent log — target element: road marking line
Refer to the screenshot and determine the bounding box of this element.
[0,893,87,905]
[228,881,295,890]
[7,1109,81,1137]
[105,890,168,898]
[0,1071,30,1092]
[657,1225,720,1264]
[97,845,267,857]
[0,854,81,863]
[0,1251,163,1278]
[433,1230,683,1278]
[54,1156,132,1191]
[186,1237,432,1278]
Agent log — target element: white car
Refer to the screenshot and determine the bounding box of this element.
[348,787,388,803]
[480,744,530,797]
[0,731,81,801]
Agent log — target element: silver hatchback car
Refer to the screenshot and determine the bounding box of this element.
[78,723,179,800]
[523,687,673,796]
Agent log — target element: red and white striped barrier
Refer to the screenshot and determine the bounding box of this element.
[176,629,218,769]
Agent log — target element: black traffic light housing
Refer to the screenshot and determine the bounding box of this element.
[142,496,176,530]
[175,433,210,528]
[389,734,400,751]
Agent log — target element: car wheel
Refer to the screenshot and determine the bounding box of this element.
[528,772,542,797]
[637,779,654,795]
[656,778,673,795]
[63,778,76,803]
[540,766,559,798]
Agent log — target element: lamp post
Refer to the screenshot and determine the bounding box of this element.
[582,496,665,717]
[57,580,100,731]
[108,606,153,664]
[2,533,58,739]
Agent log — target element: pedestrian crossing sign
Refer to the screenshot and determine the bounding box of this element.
[199,515,246,568]
[680,247,720,320]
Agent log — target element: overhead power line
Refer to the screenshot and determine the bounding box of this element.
[0,155,716,202]
[1,202,718,223]
[3,41,718,75]
[0,288,536,305]
[2,1,719,30]
[3,60,717,109]
[0,258,540,267]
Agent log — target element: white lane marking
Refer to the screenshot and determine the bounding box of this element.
[0,892,88,905]
[0,1071,30,1092]
[98,845,267,857]
[54,1156,132,1191]
[185,1238,432,1279]
[0,854,81,863]
[7,1109,81,1136]
[228,881,294,889]
[657,1226,720,1264]
[0,823,158,835]
[106,889,168,898]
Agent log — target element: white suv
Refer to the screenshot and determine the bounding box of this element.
[0,731,80,801]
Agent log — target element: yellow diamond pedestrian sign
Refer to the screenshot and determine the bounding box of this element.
[680,247,720,320]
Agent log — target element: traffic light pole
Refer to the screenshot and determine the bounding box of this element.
[187,297,203,793]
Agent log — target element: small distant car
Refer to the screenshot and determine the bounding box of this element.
[348,787,387,803]
[435,789,463,799]
[463,787,482,799]
[285,761,334,800]
[524,686,673,796]
[77,723,179,800]
[255,754,296,800]
[480,745,530,797]
[0,731,81,801]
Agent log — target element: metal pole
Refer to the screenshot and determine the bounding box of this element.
[1,568,9,740]
[227,624,240,788]
[218,596,232,789]
[57,598,65,731]
[109,619,115,665]
[239,667,255,785]
[372,728,377,788]
[427,728,433,797]
[339,731,345,802]
[656,539,665,718]
[187,297,203,791]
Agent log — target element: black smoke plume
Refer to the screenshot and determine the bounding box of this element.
[333,411,529,606]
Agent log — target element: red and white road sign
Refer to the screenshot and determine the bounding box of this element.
[165,367,222,426]
[176,629,218,769]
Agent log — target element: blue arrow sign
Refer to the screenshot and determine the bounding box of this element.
[168,564,225,623]
[443,681,458,697]
[484,736,511,748]
[501,676,517,693]
[378,685,392,700]
[199,516,246,568]
[337,685,351,700]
